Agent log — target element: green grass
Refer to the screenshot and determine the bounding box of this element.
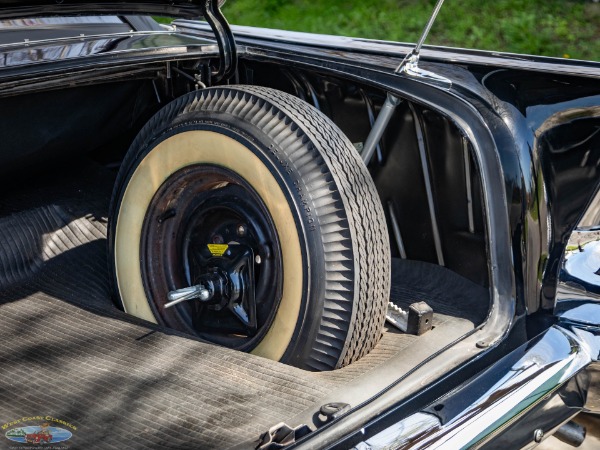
[220,0,599,61]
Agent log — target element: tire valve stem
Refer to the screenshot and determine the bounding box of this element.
[157,209,176,223]
[165,285,212,308]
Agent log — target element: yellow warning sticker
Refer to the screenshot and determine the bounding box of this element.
[207,244,229,257]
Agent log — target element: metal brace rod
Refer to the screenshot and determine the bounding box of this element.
[200,0,237,82]
[387,200,407,259]
[359,89,384,165]
[282,70,307,101]
[409,103,445,266]
[361,93,401,165]
[297,73,321,112]
[463,138,475,234]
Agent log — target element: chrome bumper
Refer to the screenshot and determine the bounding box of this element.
[354,304,600,449]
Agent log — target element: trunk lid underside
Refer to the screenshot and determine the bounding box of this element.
[0,1,215,19]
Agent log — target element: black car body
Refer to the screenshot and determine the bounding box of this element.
[0,1,599,449]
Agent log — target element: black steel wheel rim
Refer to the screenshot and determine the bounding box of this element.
[141,164,283,351]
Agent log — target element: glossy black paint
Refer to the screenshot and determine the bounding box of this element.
[0,15,598,449]
[0,31,220,98]
[0,32,216,70]
[479,70,600,312]
[201,0,236,81]
[180,23,600,316]
[0,17,133,45]
[481,373,586,449]
[221,41,520,450]
[183,23,600,79]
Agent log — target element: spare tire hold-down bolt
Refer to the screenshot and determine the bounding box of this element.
[165,285,212,308]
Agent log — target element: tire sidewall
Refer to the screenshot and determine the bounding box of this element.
[110,110,327,363]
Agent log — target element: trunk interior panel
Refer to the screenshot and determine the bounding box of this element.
[243,62,490,288]
[0,161,488,449]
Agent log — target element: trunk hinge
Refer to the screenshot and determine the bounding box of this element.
[199,0,238,82]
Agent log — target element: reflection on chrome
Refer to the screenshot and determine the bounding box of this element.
[564,240,600,287]
[0,16,123,28]
[0,33,216,69]
[557,230,600,307]
[353,413,440,450]
[352,305,600,449]
[557,180,600,309]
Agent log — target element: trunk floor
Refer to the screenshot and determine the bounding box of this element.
[0,165,488,449]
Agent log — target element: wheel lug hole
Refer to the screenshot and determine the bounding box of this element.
[237,224,247,236]
[212,234,224,244]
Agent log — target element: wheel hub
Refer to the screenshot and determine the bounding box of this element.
[166,242,258,334]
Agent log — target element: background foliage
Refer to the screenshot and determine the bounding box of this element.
[220,0,599,61]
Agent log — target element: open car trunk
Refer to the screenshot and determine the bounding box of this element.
[0,57,491,448]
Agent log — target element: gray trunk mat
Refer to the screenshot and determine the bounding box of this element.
[0,164,488,449]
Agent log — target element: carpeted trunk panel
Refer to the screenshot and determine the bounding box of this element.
[0,295,337,449]
[0,164,488,449]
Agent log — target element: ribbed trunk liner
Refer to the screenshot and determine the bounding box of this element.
[0,164,488,449]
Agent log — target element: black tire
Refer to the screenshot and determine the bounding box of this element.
[108,86,390,370]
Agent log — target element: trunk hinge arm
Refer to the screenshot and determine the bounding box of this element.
[199,0,238,82]
[360,0,450,166]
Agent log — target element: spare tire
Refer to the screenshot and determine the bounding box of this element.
[108,86,390,370]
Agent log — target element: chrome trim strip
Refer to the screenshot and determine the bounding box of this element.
[353,305,600,449]
[354,413,440,450]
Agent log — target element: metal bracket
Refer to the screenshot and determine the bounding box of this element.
[398,53,452,90]
[257,422,311,450]
[386,301,433,335]
[199,0,237,82]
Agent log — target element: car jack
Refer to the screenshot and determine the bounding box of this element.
[386,301,433,335]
